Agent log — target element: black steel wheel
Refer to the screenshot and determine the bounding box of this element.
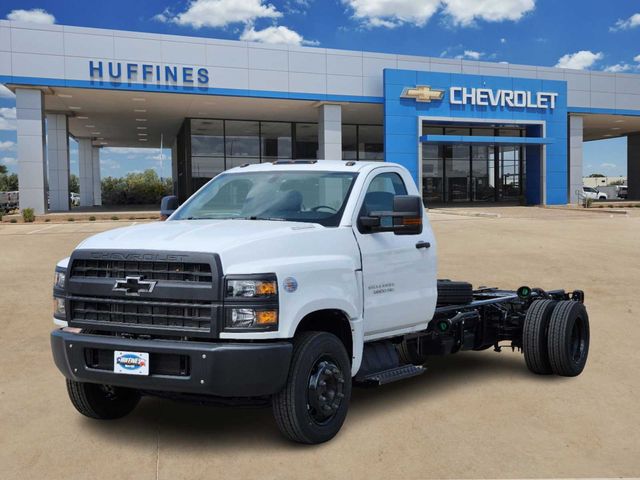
[272,331,352,444]
[66,379,141,419]
[547,301,590,377]
[522,299,557,374]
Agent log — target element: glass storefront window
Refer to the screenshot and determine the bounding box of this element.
[294,123,318,159]
[342,125,357,160]
[422,144,443,204]
[225,120,260,159]
[358,125,383,161]
[191,119,224,157]
[261,122,292,160]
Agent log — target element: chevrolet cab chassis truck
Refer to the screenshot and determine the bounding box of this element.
[50,161,590,444]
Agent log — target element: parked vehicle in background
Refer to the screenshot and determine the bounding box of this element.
[617,186,628,199]
[70,192,80,206]
[582,186,607,200]
[0,191,19,213]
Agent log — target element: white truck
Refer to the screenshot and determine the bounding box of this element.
[51,161,590,444]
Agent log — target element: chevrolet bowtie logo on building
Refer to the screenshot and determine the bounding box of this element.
[400,85,445,103]
[113,276,157,296]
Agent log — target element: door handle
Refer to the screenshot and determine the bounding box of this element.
[415,241,431,249]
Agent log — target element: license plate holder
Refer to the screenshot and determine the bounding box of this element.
[114,350,150,375]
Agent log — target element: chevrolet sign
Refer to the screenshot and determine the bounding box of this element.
[450,87,558,109]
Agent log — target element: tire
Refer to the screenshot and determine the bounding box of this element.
[547,301,590,377]
[66,379,141,419]
[437,280,473,306]
[272,332,352,444]
[397,338,427,365]
[522,299,557,374]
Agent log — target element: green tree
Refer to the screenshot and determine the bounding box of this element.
[0,173,18,191]
[101,169,172,205]
[0,165,7,175]
[69,174,79,193]
[588,173,605,178]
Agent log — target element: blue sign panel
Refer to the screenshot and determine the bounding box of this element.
[383,69,568,205]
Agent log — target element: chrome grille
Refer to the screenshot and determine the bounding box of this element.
[70,259,213,283]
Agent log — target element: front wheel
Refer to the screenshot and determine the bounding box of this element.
[272,332,352,444]
[66,379,140,419]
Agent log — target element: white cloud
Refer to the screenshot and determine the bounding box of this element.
[156,0,281,29]
[1,156,17,166]
[500,37,507,44]
[102,147,151,155]
[634,54,640,63]
[6,8,55,24]
[455,49,483,60]
[600,162,616,169]
[342,0,535,28]
[0,84,15,99]
[0,141,15,151]
[611,13,640,31]
[240,25,318,46]
[442,0,535,26]
[0,107,17,131]
[555,50,603,70]
[604,63,632,73]
[341,0,441,28]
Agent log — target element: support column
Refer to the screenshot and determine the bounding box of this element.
[628,133,640,200]
[78,138,94,207]
[568,115,584,204]
[16,89,47,214]
[317,104,342,160]
[46,113,70,211]
[92,146,102,206]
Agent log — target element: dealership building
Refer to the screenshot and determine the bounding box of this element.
[2,19,640,213]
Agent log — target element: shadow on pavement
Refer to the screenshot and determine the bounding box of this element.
[77,351,564,450]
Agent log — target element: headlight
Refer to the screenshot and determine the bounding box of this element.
[224,274,278,330]
[53,296,66,319]
[226,308,278,329]
[226,278,277,299]
[54,269,66,290]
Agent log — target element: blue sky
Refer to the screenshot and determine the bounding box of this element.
[1,0,638,178]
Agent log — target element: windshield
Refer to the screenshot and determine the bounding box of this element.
[172,170,359,227]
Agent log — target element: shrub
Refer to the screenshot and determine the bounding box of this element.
[10,218,17,223]
[67,217,75,221]
[89,216,96,221]
[45,218,51,222]
[101,169,172,206]
[584,197,593,208]
[110,215,119,221]
[22,208,35,223]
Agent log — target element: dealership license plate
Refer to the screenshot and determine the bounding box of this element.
[114,351,149,376]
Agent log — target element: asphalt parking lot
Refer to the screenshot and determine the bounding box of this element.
[1,208,639,479]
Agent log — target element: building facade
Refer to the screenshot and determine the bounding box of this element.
[2,19,640,213]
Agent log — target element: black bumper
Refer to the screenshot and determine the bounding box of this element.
[51,329,292,397]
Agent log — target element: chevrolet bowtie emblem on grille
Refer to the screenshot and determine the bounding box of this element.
[113,276,157,296]
[400,85,445,103]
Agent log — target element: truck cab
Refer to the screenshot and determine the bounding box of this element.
[51,161,589,444]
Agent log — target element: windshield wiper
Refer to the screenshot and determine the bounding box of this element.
[232,216,288,222]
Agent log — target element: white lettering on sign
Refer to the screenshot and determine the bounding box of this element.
[449,87,558,109]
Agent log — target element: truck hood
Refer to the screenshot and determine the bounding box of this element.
[77,219,320,255]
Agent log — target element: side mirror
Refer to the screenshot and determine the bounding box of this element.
[160,195,179,220]
[359,195,423,235]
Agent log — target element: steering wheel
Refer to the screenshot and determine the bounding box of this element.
[311,205,338,213]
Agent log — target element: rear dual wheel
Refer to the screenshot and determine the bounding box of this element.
[523,300,590,377]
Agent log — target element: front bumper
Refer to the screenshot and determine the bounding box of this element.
[51,329,292,397]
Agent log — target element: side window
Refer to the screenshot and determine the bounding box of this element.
[359,172,407,228]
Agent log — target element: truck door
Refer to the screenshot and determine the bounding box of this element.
[353,170,437,339]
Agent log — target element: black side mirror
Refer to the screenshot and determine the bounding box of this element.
[392,195,423,235]
[359,195,423,235]
[160,195,179,219]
